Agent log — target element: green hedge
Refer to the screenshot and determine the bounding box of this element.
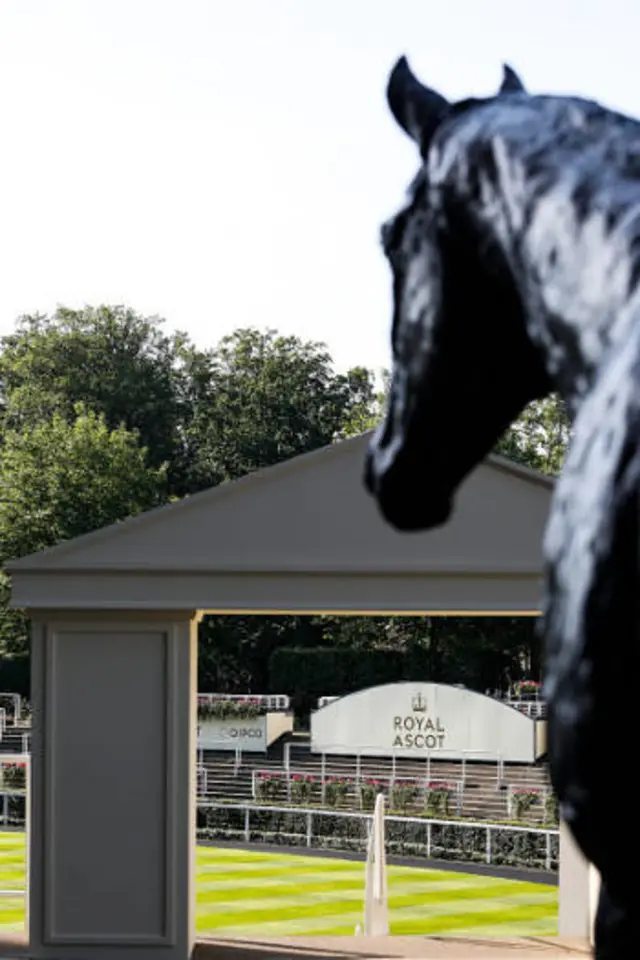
[0,656,30,698]
[268,646,429,701]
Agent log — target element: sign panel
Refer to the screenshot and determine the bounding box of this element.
[198,716,267,752]
[311,683,537,763]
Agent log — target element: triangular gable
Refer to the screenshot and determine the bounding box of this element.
[8,433,553,577]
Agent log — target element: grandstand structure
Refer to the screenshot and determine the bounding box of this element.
[195,691,553,826]
[1,689,552,826]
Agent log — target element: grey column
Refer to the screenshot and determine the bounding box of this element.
[28,610,198,960]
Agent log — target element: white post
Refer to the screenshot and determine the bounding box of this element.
[363,793,389,936]
[558,819,599,944]
[321,753,327,804]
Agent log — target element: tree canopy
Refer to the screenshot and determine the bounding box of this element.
[0,303,570,697]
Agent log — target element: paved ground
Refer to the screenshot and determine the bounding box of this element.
[196,935,590,959]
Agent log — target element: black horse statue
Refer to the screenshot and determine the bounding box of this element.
[364,58,640,958]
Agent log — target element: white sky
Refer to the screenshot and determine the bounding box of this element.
[0,0,638,374]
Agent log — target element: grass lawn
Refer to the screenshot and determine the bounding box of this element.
[0,832,558,937]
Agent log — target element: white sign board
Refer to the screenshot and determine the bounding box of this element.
[311,683,537,763]
[198,716,267,752]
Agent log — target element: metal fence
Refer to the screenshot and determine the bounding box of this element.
[197,800,559,872]
[282,742,507,790]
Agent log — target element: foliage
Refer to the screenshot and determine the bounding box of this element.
[544,792,559,826]
[0,305,563,695]
[1,762,26,791]
[359,779,385,812]
[0,405,167,658]
[324,778,350,807]
[0,404,167,565]
[425,781,454,817]
[197,803,559,871]
[511,788,542,820]
[290,775,315,805]
[255,773,284,803]
[494,394,570,477]
[199,615,325,698]
[197,697,265,720]
[270,646,411,702]
[390,779,420,813]
[181,327,376,490]
[0,307,187,492]
[513,680,542,698]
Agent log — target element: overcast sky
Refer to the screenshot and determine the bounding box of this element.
[0,0,638,373]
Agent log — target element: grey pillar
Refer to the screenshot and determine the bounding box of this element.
[28,610,198,960]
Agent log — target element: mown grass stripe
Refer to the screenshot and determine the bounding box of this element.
[0,831,558,938]
[196,889,553,919]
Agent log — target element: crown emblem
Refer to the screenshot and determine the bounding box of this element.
[411,692,427,712]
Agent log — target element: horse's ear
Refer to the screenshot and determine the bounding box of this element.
[499,63,526,93]
[387,56,450,157]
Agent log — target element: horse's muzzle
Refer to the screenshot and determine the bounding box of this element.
[364,447,452,532]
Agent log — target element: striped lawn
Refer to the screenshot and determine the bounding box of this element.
[0,832,558,937]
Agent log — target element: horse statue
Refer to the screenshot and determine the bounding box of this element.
[364,57,640,958]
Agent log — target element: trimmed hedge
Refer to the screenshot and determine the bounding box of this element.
[268,646,430,702]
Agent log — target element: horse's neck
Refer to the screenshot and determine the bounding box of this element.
[517,207,640,415]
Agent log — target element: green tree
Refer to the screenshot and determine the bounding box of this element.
[495,395,570,476]
[0,404,168,562]
[0,405,168,657]
[0,306,188,493]
[184,328,377,490]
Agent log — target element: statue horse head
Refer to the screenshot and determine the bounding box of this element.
[365,57,640,951]
[364,58,552,531]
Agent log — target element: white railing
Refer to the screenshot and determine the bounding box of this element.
[508,699,547,719]
[249,767,465,814]
[285,745,506,790]
[197,800,559,872]
[198,693,290,711]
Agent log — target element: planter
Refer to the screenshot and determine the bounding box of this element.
[2,763,26,791]
[425,781,453,817]
[197,697,265,721]
[359,780,385,812]
[511,789,542,820]
[324,778,350,807]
